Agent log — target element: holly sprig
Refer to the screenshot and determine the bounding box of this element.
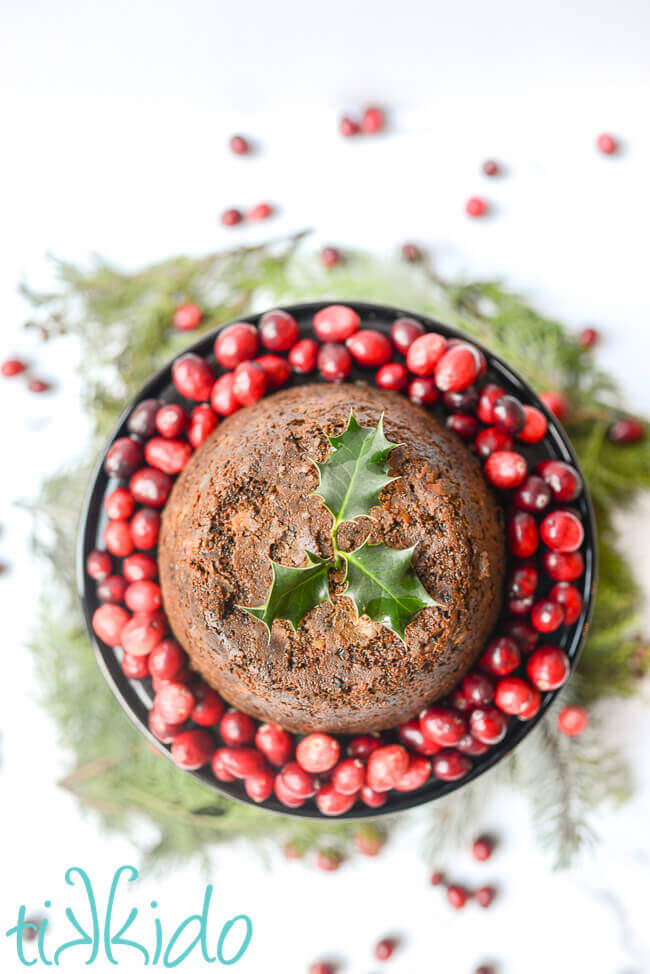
[240,412,438,640]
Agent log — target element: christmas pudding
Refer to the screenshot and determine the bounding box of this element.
[158,382,505,733]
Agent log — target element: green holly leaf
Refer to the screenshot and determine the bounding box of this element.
[312,412,399,527]
[239,552,331,635]
[343,541,439,641]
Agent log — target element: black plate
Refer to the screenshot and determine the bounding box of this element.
[77,302,598,819]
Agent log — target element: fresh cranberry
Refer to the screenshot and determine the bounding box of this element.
[316,781,358,815]
[518,406,548,443]
[104,438,144,478]
[127,399,161,439]
[470,706,507,744]
[122,651,149,678]
[212,750,237,782]
[124,580,161,613]
[172,353,214,401]
[121,611,166,656]
[28,378,50,393]
[221,208,243,227]
[245,769,274,803]
[465,197,487,217]
[278,763,317,800]
[475,886,496,908]
[558,705,588,736]
[540,510,584,552]
[155,404,188,439]
[258,310,299,352]
[578,326,599,348]
[449,688,473,712]
[408,377,439,406]
[87,549,112,580]
[520,687,543,721]
[462,672,495,706]
[92,604,130,646]
[171,729,214,769]
[406,332,447,376]
[420,706,467,746]
[374,937,396,961]
[289,338,319,374]
[514,475,552,512]
[398,717,441,755]
[531,598,565,633]
[508,593,534,616]
[435,344,480,391]
[155,682,195,723]
[527,645,570,690]
[376,362,408,391]
[145,437,192,474]
[477,384,504,424]
[215,323,258,369]
[346,329,392,367]
[360,784,387,808]
[246,202,273,221]
[540,391,569,421]
[480,636,520,676]
[401,242,421,262]
[484,450,527,488]
[104,519,134,557]
[152,664,191,691]
[430,871,445,885]
[366,744,409,791]
[148,709,185,743]
[130,507,160,549]
[296,733,340,773]
[148,639,187,681]
[361,105,385,133]
[472,836,494,861]
[210,373,240,416]
[188,403,218,447]
[495,677,534,715]
[254,724,292,766]
[543,550,584,581]
[508,563,538,599]
[217,747,267,779]
[596,133,617,155]
[318,342,352,382]
[447,885,468,908]
[549,584,583,624]
[391,316,425,354]
[492,395,526,434]
[320,246,342,268]
[97,574,128,603]
[508,511,539,557]
[122,552,157,582]
[457,733,489,755]
[354,828,384,856]
[504,620,539,654]
[229,134,249,155]
[475,427,512,459]
[331,758,365,795]
[536,460,582,502]
[313,305,360,342]
[348,735,381,760]
[443,386,478,413]
[219,709,256,746]
[232,361,268,405]
[1,358,26,377]
[188,684,223,726]
[446,413,479,439]
[394,754,431,791]
[482,159,500,176]
[339,116,360,137]
[104,487,135,520]
[609,418,645,444]
[315,850,341,871]
[172,302,203,331]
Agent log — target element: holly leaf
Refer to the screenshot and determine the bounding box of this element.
[312,412,399,527]
[238,552,331,635]
[343,541,440,641]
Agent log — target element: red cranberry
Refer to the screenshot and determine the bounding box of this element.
[480,636,520,676]
[366,744,409,791]
[609,418,645,444]
[232,361,268,405]
[548,584,582,624]
[508,511,539,558]
[376,362,408,391]
[87,549,112,580]
[279,761,318,799]
[104,519,134,557]
[540,390,569,421]
[315,850,341,871]
[92,604,130,646]
[255,724,293,766]
[520,687,543,721]
[188,404,218,447]
[130,507,160,549]
[544,550,584,582]
[430,871,445,885]
[122,552,157,582]
[127,399,161,439]
[229,134,249,155]
[475,427,512,459]
[348,735,381,760]
[289,338,319,374]
[316,781,357,815]
[492,395,526,434]
[124,580,161,613]
[148,708,185,743]
[596,132,617,155]
[1,358,26,377]
[218,747,267,779]
[155,682,195,723]
[361,105,385,134]
[398,717,440,755]
[477,384,504,424]
[219,709,256,746]
[145,437,192,475]
[296,733,340,773]
[401,242,421,262]
[457,733,489,755]
[447,885,468,908]
[482,159,500,176]
[540,510,584,552]
[313,305,360,342]
[331,758,365,795]
[172,302,203,331]
[470,706,507,744]
[406,332,447,376]
[475,886,496,908]
[258,310,299,352]
[148,639,186,681]
[558,705,588,736]
[504,620,539,654]
[432,749,471,781]
[578,326,599,348]
[360,784,387,808]
[508,563,538,599]
[508,594,534,616]
[171,729,214,769]
[465,197,487,217]
[246,202,273,221]
[28,378,50,393]
[221,208,243,227]
[531,598,565,633]
[320,246,342,268]
[215,323,258,369]
[339,116,360,137]
[435,344,480,391]
[188,684,223,726]
[172,353,214,401]
[527,645,570,690]
[212,750,237,782]
[155,404,188,439]
[420,706,467,746]
[245,769,274,803]
[495,677,534,715]
[462,671,495,706]
[472,836,493,861]
[210,373,240,416]
[104,438,144,479]
[394,754,431,791]
[446,413,479,439]
[346,329,392,367]
[354,828,384,856]
[408,377,439,406]
[518,406,548,443]
[97,574,128,603]
[444,386,479,413]
[484,450,527,488]
[514,474,552,512]
[121,611,166,656]
[104,487,135,520]
[318,342,352,382]
[391,316,425,353]
[536,460,582,502]
[374,937,396,961]
[122,651,149,679]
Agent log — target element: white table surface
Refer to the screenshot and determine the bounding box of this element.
[1,2,650,972]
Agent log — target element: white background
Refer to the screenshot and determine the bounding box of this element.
[2,2,650,972]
